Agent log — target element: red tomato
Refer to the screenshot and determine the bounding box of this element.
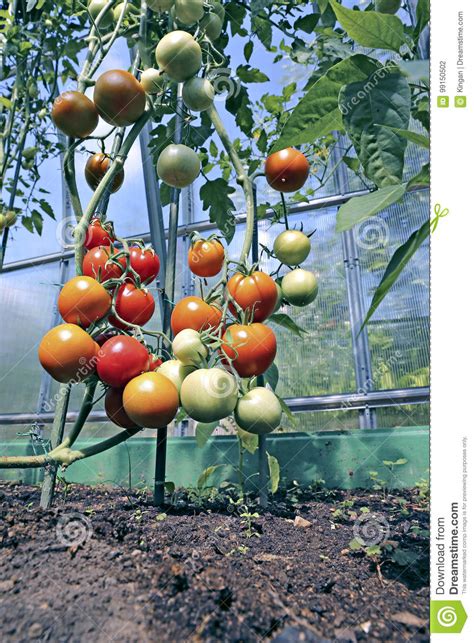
[264,148,310,193]
[105,387,140,429]
[84,218,115,250]
[110,282,155,329]
[83,246,125,283]
[226,271,278,323]
[170,296,222,336]
[148,354,163,371]
[129,246,160,284]
[96,335,150,387]
[222,323,277,377]
[188,238,225,277]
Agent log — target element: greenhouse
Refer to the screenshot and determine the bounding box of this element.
[0,1,430,641]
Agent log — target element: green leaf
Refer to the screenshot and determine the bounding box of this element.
[336,184,406,232]
[349,537,362,550]
[407,163,429,189]
[226,2,246,36]
[22,216,34,233]
[164,481,175,494]
[266,453,280,494]
[380,126,429,149]
[329,0,405,52]
[342,155,360,173]
[340,71,411,186]
[195,421,218,448]
[243,40,253,62]
[361,221,430,329]
[197,464,224,490]
[269,313,308,338]
[272,55,380,152]
[252,14,272,49]
[415,0,430,42]
[226,85,253,137]
[318,0,329,12]
[277,395,297,428]
[39,199,55,219]
[263,362,279,391]
[200,178,236,243]
[0,97,13,109]
[256,129,267,154]
[31,210,43,235]
[237,426,258,454]
[294,14,319,33]
[236,65,269,83]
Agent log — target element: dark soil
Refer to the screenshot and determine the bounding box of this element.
[0,482,429,642]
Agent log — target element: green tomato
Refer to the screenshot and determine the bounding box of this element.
[175,0,204,24]
[22,147,37,161]
[234,387,282,435]
[88,0,114,29]
[157,143,201,188]
[113,2,133,21]
[172,329,208,366]
[140,68,167,94]
[0,214,6,232]
[180,367,238,423]
[157,359,195,396]
[4,210,18,227]
[272,282,283,313]
[200,13,223,40]
[374,0,401,14]
[209,0,225,21]
[281,269,318,307]
[182,77,214,112]
[146,0,174,11]
[155,30,202,82]
[273,229,311,266]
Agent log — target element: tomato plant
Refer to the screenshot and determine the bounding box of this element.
[222,323,277,377]
[227,271,277,323]
[58,276,111,326]
[96,336,150,388]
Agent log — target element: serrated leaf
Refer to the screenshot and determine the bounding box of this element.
[197,464,225,490]
[329,0,405,52]
[195,421,218,448]
[200,178,236,242]
[266,452,280,494]
[39,199,55,219]
[269,313,308,338]
[236,65,269,83]
[361,221,430,330]
[336,184,406,232]
[252,14,272,49]
[263,362,279,391]
[226,85,253,137]
[31,210,43,235]
[272,55,380,152]
[340,71,411,187]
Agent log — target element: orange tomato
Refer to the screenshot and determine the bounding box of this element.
[264,148,310,193]
[222,323,277,377]
[58,276,111,327]
[170,296,222,336]
[38,323,99,383]
[188,238,225,277]
[226,271,277,323]
[123,372,179,428]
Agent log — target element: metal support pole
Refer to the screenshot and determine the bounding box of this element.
[251,184,268,507]
[154,89,183,506]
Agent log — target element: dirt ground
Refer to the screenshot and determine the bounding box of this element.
[0,482,429,642]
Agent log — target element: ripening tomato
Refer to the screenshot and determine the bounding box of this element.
[281,269,318,306]
[123,372,179,428]
[105,387,140,429]
[85,153,125,192]
[110,282,155,329]
[83,246,125,283]
[129,246,160,284]
[84,217,115,250]
[170,296,222,336]
[38,323,99,383]
[96,335,150,387]
[222,323,277,377]
[234,387,282,435]
[180,368,238,423]
[155,31,202,82]
[93,69,146,127]
[51,91,98,139]
[226,271,277,323]
[58,276,111,327]
[273,229,311,266]
[265,148,310,193]
[188,238,224,277]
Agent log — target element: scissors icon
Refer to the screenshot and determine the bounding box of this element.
[431,203,449,233]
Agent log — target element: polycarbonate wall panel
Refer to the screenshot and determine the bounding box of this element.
[0,263,60,414]
[358,190,429,391]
